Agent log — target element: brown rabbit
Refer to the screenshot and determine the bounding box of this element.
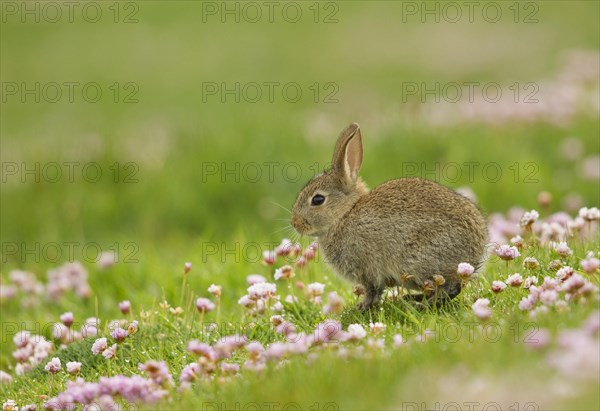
[291,123,488,310]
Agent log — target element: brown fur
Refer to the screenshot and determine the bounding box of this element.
[291,123,488,310]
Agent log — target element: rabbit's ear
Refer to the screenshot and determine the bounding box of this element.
[332,122,363,186]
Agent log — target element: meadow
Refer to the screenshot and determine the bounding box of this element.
[1,1,599,410]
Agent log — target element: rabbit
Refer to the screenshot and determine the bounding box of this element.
[291,122,488,310]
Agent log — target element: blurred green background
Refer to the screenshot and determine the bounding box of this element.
[1,0,599,270]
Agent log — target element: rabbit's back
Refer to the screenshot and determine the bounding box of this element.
[322,178,488,288]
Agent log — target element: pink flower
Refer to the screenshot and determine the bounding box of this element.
[270,315,284,326]
[578,207,600,221]
[580,254,600,274]
[519,210,540,228]
[273,265,295,281]
[220,362,240,374]
[556,266,574,281]
[119,300,131,314]
[195,298,215,313]
[496,245,520,261]
[540,290,559,306]
[346,324,367,341]
[45,357,61,374]
[0,370,12,385]
[492,281,507,293]
[187,340,213,357]
[91,338,108,355]
[457,262,475,279]
[246,274,266,285]
[184,262,192,273]
[306,282,325,298]
[60,312,74,327]
[322,291,344,314]
[523,276,538,289]
[522,257,540,270]
[247,283,277,300]
[472,298,491,320]
[102,344,117,359]
[524,328,551,350]
[510,235,525,248]
[66,361,81,375]
[111,327,128,343]
[265,342,287,360]
[262,250,276,265]
[208,284,222,297]
[271,301,284,312]
[238,295,254,308]
[392,334,404,348]
[554,242,573,257]
[179,362,200,385]
[303,246,316,261]
[506,273,524,287]
[139,360,173,386]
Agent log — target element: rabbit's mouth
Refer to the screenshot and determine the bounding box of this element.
[291,215,317,236]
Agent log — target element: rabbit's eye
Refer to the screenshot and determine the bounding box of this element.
[311,194,325,206]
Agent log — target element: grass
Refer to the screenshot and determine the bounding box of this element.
[1,1,600,410]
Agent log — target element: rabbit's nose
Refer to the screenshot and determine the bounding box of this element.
[291,214,306,232]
